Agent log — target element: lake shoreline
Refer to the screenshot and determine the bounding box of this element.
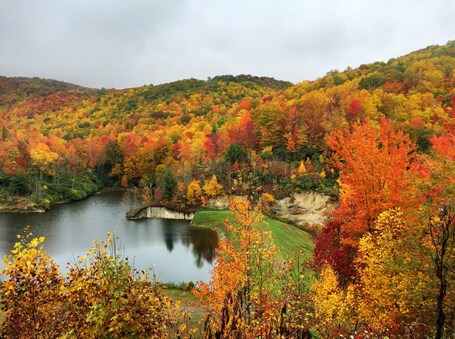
[0,198,47,213]
[0,187,127,214]
[0,187,126,214]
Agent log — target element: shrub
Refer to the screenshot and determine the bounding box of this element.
[0,232,189,338]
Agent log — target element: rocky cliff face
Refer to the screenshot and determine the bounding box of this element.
[205,196,230,210]
[271,192,336,228]
[127,206,194,220]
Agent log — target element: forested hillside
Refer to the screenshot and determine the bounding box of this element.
[0,41,454,337]
[1,42,454,211]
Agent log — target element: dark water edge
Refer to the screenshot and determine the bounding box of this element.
[0,190,217,283]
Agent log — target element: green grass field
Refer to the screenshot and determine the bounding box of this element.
[192,210,314,259]
[265,218,314,259]
[191,210,233,232]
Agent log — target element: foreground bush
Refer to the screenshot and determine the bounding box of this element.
[0,231,187,338]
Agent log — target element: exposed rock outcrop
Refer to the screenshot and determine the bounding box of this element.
[205,195,229,210]
[271,192,337,228]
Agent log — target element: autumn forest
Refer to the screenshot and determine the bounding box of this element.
[0,41,454,337]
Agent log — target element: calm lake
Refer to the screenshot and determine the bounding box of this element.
[0,191,218,283]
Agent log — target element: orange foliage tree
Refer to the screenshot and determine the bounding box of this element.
[314,118,416,282]
[193,197,282,338]
[327,118,415,245]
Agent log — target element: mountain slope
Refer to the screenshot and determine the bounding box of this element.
[0,41,454,209]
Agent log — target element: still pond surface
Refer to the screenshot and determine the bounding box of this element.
[0,191,218,282]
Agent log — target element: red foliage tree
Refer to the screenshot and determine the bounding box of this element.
[313,218,357,283]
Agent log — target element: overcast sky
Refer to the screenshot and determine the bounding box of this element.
[0,0,454,89]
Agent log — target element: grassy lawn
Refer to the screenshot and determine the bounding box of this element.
[265,218,314,259]
[192,210,314,259]
[191,210,233,232]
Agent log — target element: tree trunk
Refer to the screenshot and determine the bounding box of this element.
[431,207,454,339]
[435,262,446,339]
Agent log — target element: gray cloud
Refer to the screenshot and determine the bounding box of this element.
[0,0,453,88]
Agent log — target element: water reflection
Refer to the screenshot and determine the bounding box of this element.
[0,191,218,282]
[189,227,219,267]
[159,219,218,267]
[164,231,175,252]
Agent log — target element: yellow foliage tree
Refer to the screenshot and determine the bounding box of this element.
[187,180,202,205]
[203,175,223,198]
[0,231,64,338]
[353,208,435,334]
[28,141,60,199]
[311,265,356,336]
[63,234,185,338]
[297,160,307,176]
[29,142,59,176]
